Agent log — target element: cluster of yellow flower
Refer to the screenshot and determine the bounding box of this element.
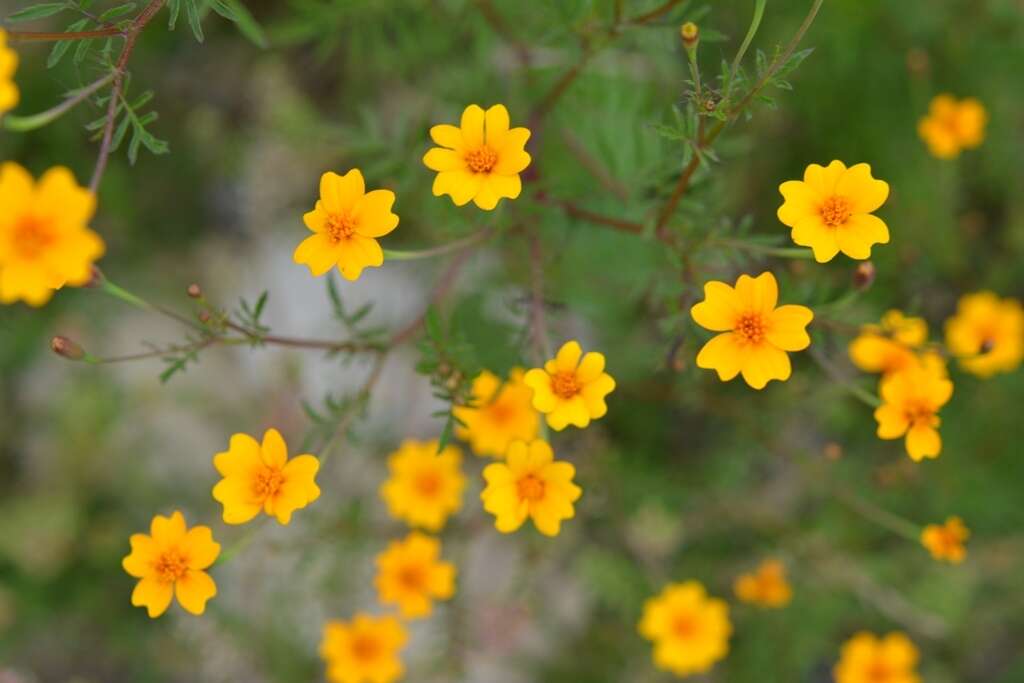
[0,29,18,115]
[918,94,988,159]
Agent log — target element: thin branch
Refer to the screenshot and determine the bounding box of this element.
[3,72,115,132]
[5,27,123,42]
[628,0,688,25]
[537,195,644,235]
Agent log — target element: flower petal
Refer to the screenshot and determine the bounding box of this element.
[320,169,364,213]
[691,281,741,332]
[836,214,889,259]
[739,343,791,389]
[175,569,217,615]
[484,104,510,148]
[430,124,463,150]
[695,333,744,382]
[132,578,173,618]
[261,428,288,468]
[460,104,485,149]
[906,423,941,461]
[181,526,220,570]
[766,305,813,351]
[836,163,889,214]
[354,189,399,237]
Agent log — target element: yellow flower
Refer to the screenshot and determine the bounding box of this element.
[481,439,581,537]
[320,613,407,683]
[944,291,1024,378]
[921,516,969,564]
[848,310,928,376]
[212,428,320,525]
[0,163,105,306]
[294,169,399,281]
[374,532,456,619]
[638,581,731,678]
[0,29,19,115]
[833,631,920,683]
[874,363,953,461]
[523,340,616,431]
[380,439,466,532]
[454,368,540,457]
[917,94,987,159]
[777,160,889,263]
[733,559,792,608]
[422,103,531,210]
[121,511,220,618]
[690,271,814,390]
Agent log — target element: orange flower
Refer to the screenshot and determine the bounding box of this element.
[921,516,969,563]
[918,94,987,159]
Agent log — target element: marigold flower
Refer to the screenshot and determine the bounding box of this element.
[917,94,987,159]
[0,29,19,115]
[294,169,399,281]
[380,439,466,532]
[874,363,953,461]
[777,160,889,263]
[523,340,615,431]
[320,613,407,683]
[422,104,531,210]
[0,163,105,306]
[374,532,456,619]
[121,511,220,618]
[690,271,813,390]
[921,516,969,564]
[638,581,731,678]
[212,428,320,525]
[944,291,1024,378]
[848,310,928,376]
[733,559,792,608]
[454,368,539,457]
[480,439,581,537]
[833,631,920,683]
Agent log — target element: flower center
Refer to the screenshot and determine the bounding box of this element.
[865,660,892,682]
[671,615,699,639]
[465,146,498,174]
[551,371,581,399]
[253,467,285,498]
[154,550,189,583]
[516,474,545,502]
[398,564,426,591]
[736,313,765,344]
[903,401,934,425]
[819,196,852,227]
[351,634,381,663]
[326,212,358,243]
[13,215,56,259]
[415,471,442,497]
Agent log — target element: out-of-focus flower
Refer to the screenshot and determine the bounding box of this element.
[690,271,813,389]
[0,164,104,306]
[454,368,539,457]
[320,614,407,683]
[121,511,219,618]
[523,340,615,431]
[874,363,953,461]
[212,429,320,525]
[921,516,969,563]
[733,559,792,608]
[918,94,987,159]
[944,291,1023,378]
[294,169,399,281]
[833,631,920,683]
[422,104,531,210]
[638,581,731,678]
[777,161,890,263]
[0,29,19,115]
[380,440,465,532]
[848,310,929,376]
[481,439,581,537]
[374,532,455,619]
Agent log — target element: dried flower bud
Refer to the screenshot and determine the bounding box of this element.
[853,261,876,291]
[187,283,202,299]
[51,336,86,361]
[680,22,699,48]
[198,310,212,324]
[84,265,105,289]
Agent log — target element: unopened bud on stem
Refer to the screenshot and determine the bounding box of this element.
[85,265,105,289]
[51,336,86,361]
[853,261,876,291]
[680,22,699,49]
[187,283,202,299]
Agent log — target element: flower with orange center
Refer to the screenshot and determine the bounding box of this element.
[874,363,953,461]
[374,532,456,619]
[944,291,1024,378]
[380,439,466,532]
[320,613,408,683]
[638,581,731,678]
[833,631,921,683]
[777,160,890,263]
[212,428,321,525]
[422,104,531,210]
[294,169,399,281]
[920,516,969,564]
[480,439,581,537]
[0,29,19,115]
[690,271,814,389]
[849,310,930,376]
[0,163,105,306]
[454,368,539,457]
[121,510,220,618]
[523,340,616,431]
[917,94,987,159]
[733,559,792,608]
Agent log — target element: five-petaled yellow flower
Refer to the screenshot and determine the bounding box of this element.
[0,29,19,115]
[944,291,1023,378]
[380,439,466,532]
[833,631,920,683]
[523,340,616,431]
[295,169,399,281]
[733,559,792,608]
[374,532,456,619]
[917,94,987,159]
[454,368,539,457]
[691,271,814,390]
[122,510,220,618]
[320,613,407,683]
[0,163,105,306]
[777,160,889,263]
[638,581,731,678]
[848,310,929,376]
[874,363,953,461]
[423,103,531,210]
[921,516,969,564]
[481,439,581,537]
[212,428,321,525]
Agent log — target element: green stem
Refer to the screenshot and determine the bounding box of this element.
[3,73,115,132]
[725,0,767,102]
[831,487,922,542]
[215,525,262,566]
[383,228,491,261]
[101,278,152,311]
[712,239,814,259]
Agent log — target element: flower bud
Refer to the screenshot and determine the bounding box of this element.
[84,265,105,289]
[51,336,86,361]
[187,283,202,299]
[853,261,876,291]
[680,22,699,49]
[198,310,212,324]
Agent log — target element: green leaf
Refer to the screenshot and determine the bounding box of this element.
[166,0,181,29]
[98,2,136,21]
[209,0,267,48]
[111,111,131,151]
[185,0,204,42]
[7,3,68,22]
[46,18,88,68]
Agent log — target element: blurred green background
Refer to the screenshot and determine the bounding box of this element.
[2,0,1023,681]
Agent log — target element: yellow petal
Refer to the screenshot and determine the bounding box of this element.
[554,340,582,372]
[460,104,486,148]
[494,129,532,174]
[181,526,220,570]
[293,233,339,276]
[874,404,909,439]
[739,343,791,389]
[174,569,217,615]
[776,179,820,227]
[691,281,741,332]
[214,432,263,477]
[791,216,839,263]
[151,510,186,545]
[836,213,889,259]
[474,173,521,210]
[261,428,288,468]
[429,124,464,150]
[122,533,159,578]
[696,333,744,381]
[432,170,483,206]
[337,235,384,281]
[735,272,778,315]
[320,169,364,213]
[766,305,813,351]
[132,577,173,618]
[576,352,606,382]
[484,103,510,148]
[423,148,465,172]
[802,160,846,196]
[906,423,941,461]
[836,163,889,214]
[580,374,615,418]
